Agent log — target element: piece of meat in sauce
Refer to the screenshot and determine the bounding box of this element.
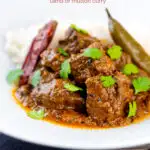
[132,67,150,118]
[86,72,134,126]
[40,49,65,72]
[114,52,132,70]
[58,27,98,55]
[70,54,96,84]
[28,67,56,85]
[70,42,116,84]
[40,28,98,72]
[31,79,84,112]
[16,85,36,108]
[133,92,150,118]
[17,68,56,107]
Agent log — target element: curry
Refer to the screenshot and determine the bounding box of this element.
[7,9,150,128]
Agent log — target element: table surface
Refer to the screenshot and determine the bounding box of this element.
[0,133,61,150]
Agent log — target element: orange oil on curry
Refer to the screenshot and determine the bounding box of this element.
[12,88,99,129]
[12,88,150,129]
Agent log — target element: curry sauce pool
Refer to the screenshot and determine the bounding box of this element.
[12,88,150,129]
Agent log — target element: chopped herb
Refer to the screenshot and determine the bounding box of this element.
[132,77,150,94]
[107,45,122,60]
[6,69,23,84]
[60,60,71,79]
[70,24,88,34]
[58,48,69,57]
[123,64,139,75]
[83,48,103,60]
[31,70,41,87]
[128,101,137,117]
[27,109,45,120]
[100,76,116,88]
[64,83,83,92]
[79,29,89,34]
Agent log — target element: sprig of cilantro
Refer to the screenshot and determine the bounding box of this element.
[128,101,137,117]
[6,69,23,85]
[107,45,122,60]
[27,109,45,120]
[83,48,103,60]
[58,48,69,57]
[64,83,83,92]
[60,60,71,79]
[132,77,150,94]
[31,70,41,87]
[123,64,139,75]
[100,76,116,88]
[70,24,88,34]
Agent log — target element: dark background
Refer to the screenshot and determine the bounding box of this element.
[0,133,60,150]
[1,133,150,150]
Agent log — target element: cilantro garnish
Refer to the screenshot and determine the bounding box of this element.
[60,60,71,79]
[64,83,83,92]
[83,48,103,60]
[6,69,23,85]
[123,64,139,75]
[132,77,150,94]
[100,76,116,88]
[31,70,41,87]
[27,109,45,120]
[107,45,122,60]
[128,101,137,117]
[58,48,69,57]
[70,24,88,34]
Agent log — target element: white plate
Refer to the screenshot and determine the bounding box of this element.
[0,0,150,149]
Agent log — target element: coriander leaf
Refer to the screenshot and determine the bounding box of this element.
[70,24,80,32]
[123,64,139,75]
[60,60,71,79]
[132,77,150,94]
[58,48,69,57]
[83,48,103,60]
[7,69,23,84]
[64,83,83,92]
[100,76,116,88]
[128,101,137,117]
[31,70,41,87]
[27,109,44,120]
[80,28,89,34]
[70,24,88,34]
[107,45,122,60]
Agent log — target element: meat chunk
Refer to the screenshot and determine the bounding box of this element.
[88,42,115,75]
[70,54,96,84]
[114,52,132,70]
[40,68,56,83]
[16,85,36,108]
[17,67,56,108]
[133,92,150,118]
[58,27,98,55]
[28,67,56,85]
[92,55,116,76]
[31,79,84,111]
[70,42,116,83]
[86,72,133,126]
[40,49,65,71]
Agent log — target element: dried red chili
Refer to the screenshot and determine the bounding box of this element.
[19,20,58,86]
